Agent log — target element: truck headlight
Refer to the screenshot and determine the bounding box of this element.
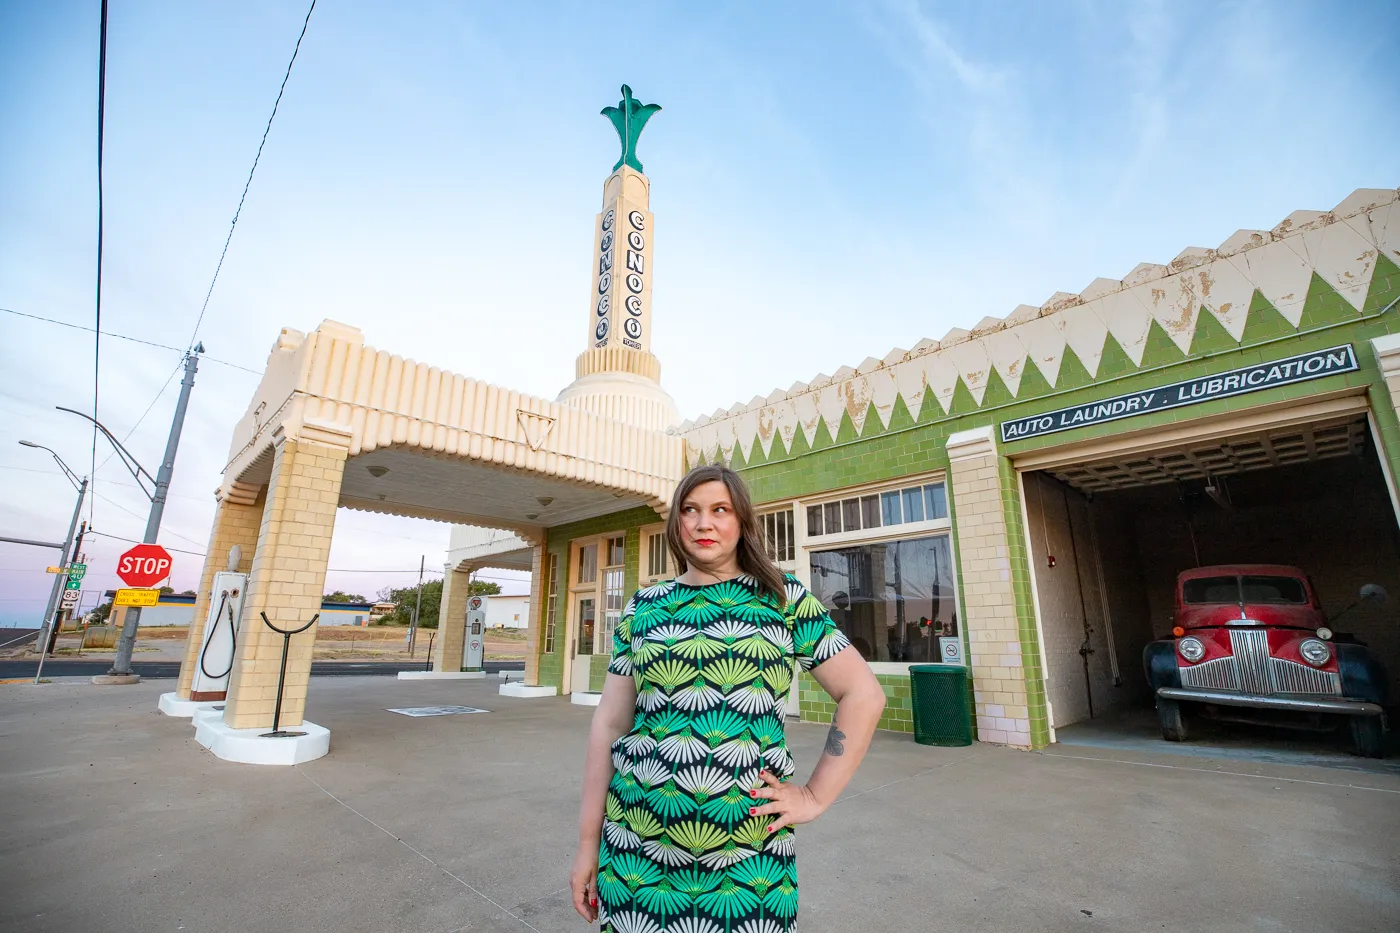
[1178,636,1206,663]
[1299,639,1331,666]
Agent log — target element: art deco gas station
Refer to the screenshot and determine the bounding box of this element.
[159,86,1400,765]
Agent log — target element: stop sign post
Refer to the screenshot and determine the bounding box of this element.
[116,544,173,589]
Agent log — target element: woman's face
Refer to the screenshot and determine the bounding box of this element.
[678,480,742,573]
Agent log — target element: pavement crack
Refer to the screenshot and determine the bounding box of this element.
[295,768,546,932]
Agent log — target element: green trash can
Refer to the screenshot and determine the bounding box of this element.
[908,664,973,747]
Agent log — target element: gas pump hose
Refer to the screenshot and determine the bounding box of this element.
[199,591,240,680]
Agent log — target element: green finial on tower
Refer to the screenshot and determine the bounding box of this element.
[602,84,661,173]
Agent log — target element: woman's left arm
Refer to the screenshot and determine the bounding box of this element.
[751,645,886,831]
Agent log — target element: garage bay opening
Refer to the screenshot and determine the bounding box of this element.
[1019,411,1399,755]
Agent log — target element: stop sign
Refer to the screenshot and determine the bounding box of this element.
[116,544,174,588]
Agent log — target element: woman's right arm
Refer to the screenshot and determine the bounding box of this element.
[571,671,637,922]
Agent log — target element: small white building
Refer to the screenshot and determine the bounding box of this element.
[485,594,530,629]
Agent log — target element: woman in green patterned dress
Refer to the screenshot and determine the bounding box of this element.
[571,464,887,932]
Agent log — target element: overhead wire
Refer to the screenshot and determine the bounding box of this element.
[93,357,183,476]
[90,0,110,527]
[1,307,261,374]
[186,0,317,350]
[90,490,208,549]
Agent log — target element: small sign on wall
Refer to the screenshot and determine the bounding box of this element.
[939,636,964,665]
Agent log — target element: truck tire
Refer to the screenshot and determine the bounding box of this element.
[1351,716,1385,759]
[1158,698,1187,742]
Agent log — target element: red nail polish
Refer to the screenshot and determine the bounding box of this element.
[749,790,756,798]
[767,826,775,833]
[591,897,597,907]
[749,807,756,815]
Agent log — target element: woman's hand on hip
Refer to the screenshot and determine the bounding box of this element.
[570,843,600,923]
[748,769,827,832]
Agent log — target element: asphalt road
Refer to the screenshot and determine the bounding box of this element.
[0,658,524,679]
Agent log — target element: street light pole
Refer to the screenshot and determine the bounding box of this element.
[18,442,88,664]
[58,346,202,683]
[108,348,201,679]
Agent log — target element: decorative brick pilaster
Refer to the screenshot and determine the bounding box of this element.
[223,430,348,730]
[524,544,544,685]
[945,426,1048,749]
[432,566,475,673]
[176,482,263,699]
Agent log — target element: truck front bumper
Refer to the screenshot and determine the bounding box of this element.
[1157,687,1383,716]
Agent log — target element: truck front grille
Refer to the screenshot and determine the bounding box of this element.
[1178,629,1341,696]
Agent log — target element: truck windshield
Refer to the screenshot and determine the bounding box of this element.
[1241,576,1307,604]
[1182,575,1308,605]
[1182,576,1238,604]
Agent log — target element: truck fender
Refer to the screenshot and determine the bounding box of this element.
[1337,644,1392,707]
[1143,640,1181,691]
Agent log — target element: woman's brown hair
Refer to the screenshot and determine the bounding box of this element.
[665,464,787,606]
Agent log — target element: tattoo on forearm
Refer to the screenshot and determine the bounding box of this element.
[824,714,846,757]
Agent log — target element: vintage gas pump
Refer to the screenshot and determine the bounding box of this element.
[462,595,487,672]
[190,570,248,701]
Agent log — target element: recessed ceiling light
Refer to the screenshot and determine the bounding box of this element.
[525,512,539,520]
[367,465,389,478]
[536,496,554,507]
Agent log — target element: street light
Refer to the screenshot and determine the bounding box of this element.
[55,345,202,681]
[18,441,88,681]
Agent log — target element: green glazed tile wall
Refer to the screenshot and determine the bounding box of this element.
[797,670,916,734]
[535,506,659,693]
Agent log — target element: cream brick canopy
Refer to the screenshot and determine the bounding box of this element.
[680,187,1400,465]
[223,319,685,531]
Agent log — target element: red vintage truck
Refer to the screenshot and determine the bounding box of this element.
[1144,565,1391,757]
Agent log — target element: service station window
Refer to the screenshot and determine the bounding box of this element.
[807,481,948,539]
[810,535,958,664]
[542,553,559,653]
[641,524,669,584]
[801,474,958,664]
[571,534,627,655]
[760,507,796,565]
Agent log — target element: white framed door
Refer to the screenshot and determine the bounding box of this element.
[571,596,597,693]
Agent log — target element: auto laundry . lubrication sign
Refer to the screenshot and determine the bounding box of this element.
[1000,345,1358,443]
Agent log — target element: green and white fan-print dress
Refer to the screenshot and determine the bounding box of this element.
[597,573,850,933]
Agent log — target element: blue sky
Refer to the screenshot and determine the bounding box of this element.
[2,1,1397,622]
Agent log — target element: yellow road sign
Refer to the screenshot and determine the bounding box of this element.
[114,588,160,608]
[46,566,64,574]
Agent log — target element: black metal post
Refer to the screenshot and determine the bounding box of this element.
[259,611,318,738]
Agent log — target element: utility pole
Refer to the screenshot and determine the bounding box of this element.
[104,348,201,681]
[408,555,425,656]
[17,440,88,664]
[45,521,89,655]
[32,502,87,685]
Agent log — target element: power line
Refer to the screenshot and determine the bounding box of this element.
[91,0,110,525]
[92,357,182,476]
[187,0,316,349]
[1,307,261,374]
[86,529,205,558]
[89,490,208,549]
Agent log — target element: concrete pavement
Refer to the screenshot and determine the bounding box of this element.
[1,677,1396,932]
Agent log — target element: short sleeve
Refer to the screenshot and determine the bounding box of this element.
[786,578,851,671]
[606,593,637,677]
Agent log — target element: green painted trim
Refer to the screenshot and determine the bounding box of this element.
[996,456,1051,748]
[943,465,979,743]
